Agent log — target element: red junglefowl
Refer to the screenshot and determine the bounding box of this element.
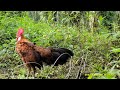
[15,28,74,78]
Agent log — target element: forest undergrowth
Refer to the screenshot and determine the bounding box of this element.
[0,11,120,79]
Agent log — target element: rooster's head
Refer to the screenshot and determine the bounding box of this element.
[16,28,24,41]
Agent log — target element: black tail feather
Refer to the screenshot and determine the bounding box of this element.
[46,47,74,66]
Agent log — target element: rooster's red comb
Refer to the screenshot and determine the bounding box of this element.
[17,28,24,36]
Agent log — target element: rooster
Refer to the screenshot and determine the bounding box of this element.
[15,28,74,78]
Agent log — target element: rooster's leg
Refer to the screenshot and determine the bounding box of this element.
[26,65,32,78]
[32,66,36,78]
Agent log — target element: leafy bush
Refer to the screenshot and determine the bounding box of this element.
[0,11,120,79]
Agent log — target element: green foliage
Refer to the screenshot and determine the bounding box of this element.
[111,47,120,53]
[87,61,120,79]
[0,11,120,79]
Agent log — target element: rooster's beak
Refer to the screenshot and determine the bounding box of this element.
[16,37,18,41]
